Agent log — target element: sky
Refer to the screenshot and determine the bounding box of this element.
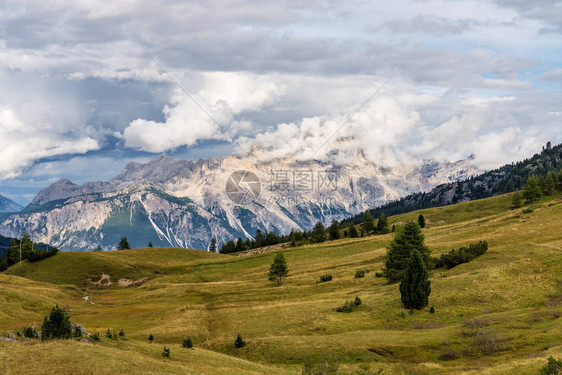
[0,0,561,205]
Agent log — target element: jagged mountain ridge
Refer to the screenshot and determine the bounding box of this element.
[0,151,479,251]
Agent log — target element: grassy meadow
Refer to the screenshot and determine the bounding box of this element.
[1,191,562,374]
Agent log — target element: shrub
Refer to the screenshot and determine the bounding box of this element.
[182,337,193,349]
[41,305,73,340]
[354,296,362,306]
[436,241,488,269]
[119,329,125,337]
[106,328,112,338]
[90,332,100,341]
[336,301,355,313]
[234,334,246,348]
[22,326,37,338]
[540,356,562,375]
[148,333,154,343]
[374,271,383,278]
[430,306,435,314]
[162,346,170,357]
[438,343,459,361]
[319,274,333,283]
[73,325,83,338]
[473,329,503,354]
[355,269,368,278]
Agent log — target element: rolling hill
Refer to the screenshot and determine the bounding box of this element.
[1,190,561,374]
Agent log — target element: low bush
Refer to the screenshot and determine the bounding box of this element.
[90,332,100,341]
[162,346,170,357]
[22,326,37,338]
[319,274,333,282]
[234,334,246,348]
[355,269,369,278]
[182,337,193,349]
[337,297,362,313]
[434,241,488,269]
[540,356,562,375]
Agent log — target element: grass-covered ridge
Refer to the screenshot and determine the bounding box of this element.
[1,191,562,374]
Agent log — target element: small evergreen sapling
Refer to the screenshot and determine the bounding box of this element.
[162,346,170,357]
[148,333,154,343]
[234,334,246,348]
[41,305,73,340]
[183,337,193,349]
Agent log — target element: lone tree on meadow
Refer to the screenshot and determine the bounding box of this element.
[311,221,327,243]
[511,191,522,209]
[417,214,425,228]
[362,210,375,234]
[328,220,340,240]
[399,250,431,310]
[523,175,542,205]
[209,238,217,252]
[376,213,390,234]
[117,236,131,250]
[268,253,289,286]
[384,222,431,283]
[41,305,73,340]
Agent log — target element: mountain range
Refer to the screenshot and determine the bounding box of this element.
[0,151,479,251]
[0,194,23,213]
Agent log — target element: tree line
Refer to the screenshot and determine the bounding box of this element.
[0,233,58,271]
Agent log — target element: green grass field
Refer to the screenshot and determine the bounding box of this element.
[1,192,562,374]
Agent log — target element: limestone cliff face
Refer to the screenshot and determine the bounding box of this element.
[0,152,479,251]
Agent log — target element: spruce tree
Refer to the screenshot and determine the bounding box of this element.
[41,305,73,340]
[538,176,548,195]
[545,171,556,196]
[558,171,562,192]
[399,250,431,310]
[148,241,153,248]
[376,213,390,234]
[511,192,522,209]
[148,333,154,343]
[328,220,340,240]
[384,222,431,283]
[349,226,359,238]
[117,237,131,250]
[362,210,375,233]
[235,237,247,252]
[234,333,246,348]
[523,175,542,205]
[209,238,217,252]
[417,214,425,228]
[311,221,327,243]
[268,253,289,286]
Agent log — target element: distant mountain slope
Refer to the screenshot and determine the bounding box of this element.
[342,142,562,224]
[0,150,478,251]
[0,194,23,213]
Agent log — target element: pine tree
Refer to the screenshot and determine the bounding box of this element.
[41,305,73,340]
[511,191,522,209]
[234,333,246,348]
[384,222,431,283]
[328,220,340,241]
[311,221,327,243]
[209,238,217,252]
[148,241,153,248]
[523,175,542,205]
[349,226,359,238]
[399,250,431,310]
[117,237,131,250]
[538,176,548,195]
[235,237,247,252]
[376,213,390,234]
[545,171,556,196]
[162,346,170,357]
[417,214,425,228]
[268,253,289,286]
[362,210,375,234]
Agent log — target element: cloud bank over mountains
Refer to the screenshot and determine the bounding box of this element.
[0,0,561,203]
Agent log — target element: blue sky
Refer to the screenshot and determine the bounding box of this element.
[0,0,561,205]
